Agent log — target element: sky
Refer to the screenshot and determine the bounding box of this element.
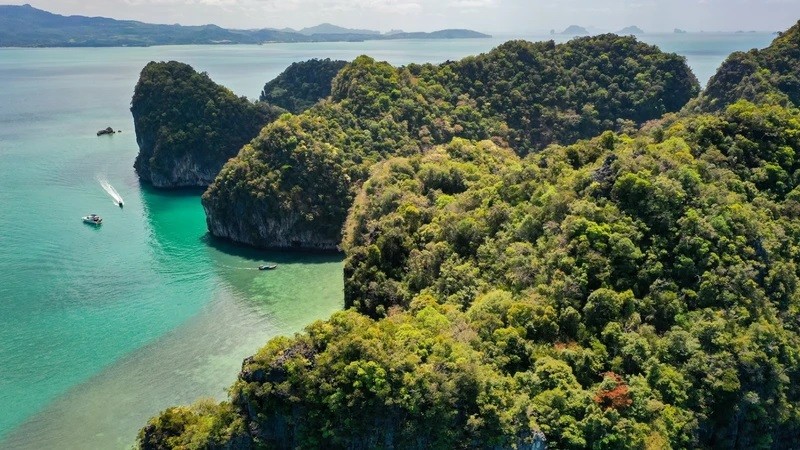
[9,0,800,33]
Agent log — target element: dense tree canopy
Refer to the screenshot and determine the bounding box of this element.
[136,26,800,449]
[341,102,800,448]
[435,36,699,154]
[143,100,800,449]
[203,35,697,249]
[259,58,348,114]
[203,54,504,249]
[698,21,800,111]
[131,61,283,187]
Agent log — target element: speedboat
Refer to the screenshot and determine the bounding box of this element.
[118,200,124,208]
[258,264,277,270]
[82,214,102,225]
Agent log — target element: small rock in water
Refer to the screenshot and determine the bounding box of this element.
[97,127,115,136]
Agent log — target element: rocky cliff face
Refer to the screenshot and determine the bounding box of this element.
[200,110,355,252]
[203,204,342,251]
[200,37,700,251]
[131,61,281,188]
[133,142,225,188]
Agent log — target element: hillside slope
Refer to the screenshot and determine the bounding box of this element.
[142,102,800,449]
[202,35,698,250]
[698,20,800,111]
[137,21,800,450]
[260,59,348,114]
[131,61,282,187]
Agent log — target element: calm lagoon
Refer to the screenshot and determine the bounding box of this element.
[0,32,775,448]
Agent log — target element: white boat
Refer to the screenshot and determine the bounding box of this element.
[82,214,102,225]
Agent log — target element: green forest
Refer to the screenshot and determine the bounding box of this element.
[131,59,347,188]
[137,21,800,450]
[131,61,283,187]
[697,24,800,111]
[201,34,698,250]
[260,59,348,114]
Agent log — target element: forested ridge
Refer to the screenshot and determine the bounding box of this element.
[259,59,348,114]
[341,103,800,448]
[131,58,344,188]
[137,25,800,450]
[437,37,698,153]
[697,20,800,111]
[202,34,698,250]
[131,61,283,187]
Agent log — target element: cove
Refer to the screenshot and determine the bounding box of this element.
[0,32,775,448]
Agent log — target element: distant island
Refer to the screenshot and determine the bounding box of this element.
[137,21,800,450]
[674,28,688,34]
[560,25,590,35]
[0,4,490,47]
[616,26,644,35]
[293,23,381,36]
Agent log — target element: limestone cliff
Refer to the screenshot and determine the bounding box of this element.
[131,61,282,188]
[201,114,353,252]
[201,36,699,250]
[203,202,343,251]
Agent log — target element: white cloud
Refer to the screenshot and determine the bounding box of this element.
[449,0,495,7]
[314,0,424,14]
[123,0,486,14]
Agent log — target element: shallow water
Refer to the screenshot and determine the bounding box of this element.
[0,32,776,449]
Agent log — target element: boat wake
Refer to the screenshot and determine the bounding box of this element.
[217,263,271,271]
[98,177,124,206]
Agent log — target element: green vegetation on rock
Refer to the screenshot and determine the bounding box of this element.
[341,102,800,447]
[438,37,699,154]
[202,54,503,250]
[203,35,698,250]
[259,59,348,114]
[137,25,800,449]
[144,102,800,449]
[131,61,283,188]
[698,20,800,111]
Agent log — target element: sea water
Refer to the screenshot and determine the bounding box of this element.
[0,32,775,449]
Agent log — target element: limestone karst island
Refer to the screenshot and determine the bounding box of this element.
[2,2,800,449]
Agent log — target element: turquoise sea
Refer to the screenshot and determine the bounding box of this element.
[0,32,775,449]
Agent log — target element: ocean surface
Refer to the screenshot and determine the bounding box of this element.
[0,32,775,449]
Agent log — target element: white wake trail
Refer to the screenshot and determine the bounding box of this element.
[97,177,124,206]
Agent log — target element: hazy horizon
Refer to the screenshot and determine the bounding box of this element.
[4,0,798,34]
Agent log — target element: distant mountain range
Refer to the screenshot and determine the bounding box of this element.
[0,4,490,47]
